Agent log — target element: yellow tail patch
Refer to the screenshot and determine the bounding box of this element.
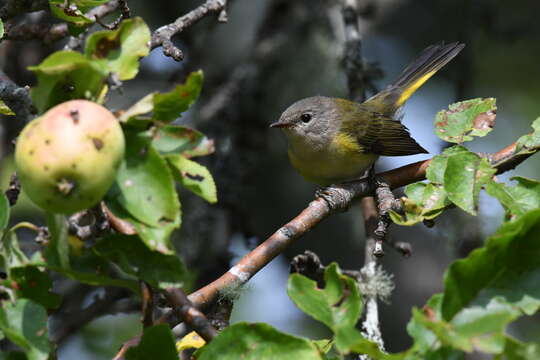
[396,70,437,107]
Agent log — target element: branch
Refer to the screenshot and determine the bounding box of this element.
[150,0,230,61]
[164,288,218,342]
[4,0,121,44]
[0,70,34,123]
[176,140,537,316]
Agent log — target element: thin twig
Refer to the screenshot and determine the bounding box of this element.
[4,173,20,207]
[150,0,230,61]
[0,0,48,20]
[141,282,154,328]
[163,288,218,342]
[0,70,34,123]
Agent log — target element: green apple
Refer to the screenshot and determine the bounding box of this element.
[15,100,125,214]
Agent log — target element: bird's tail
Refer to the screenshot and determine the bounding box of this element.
[366,42,465,113]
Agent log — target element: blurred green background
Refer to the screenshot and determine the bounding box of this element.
[1,0,540,358]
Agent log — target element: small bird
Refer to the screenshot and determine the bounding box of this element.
[271,42,464,185]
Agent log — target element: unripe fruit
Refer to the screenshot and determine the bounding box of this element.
[15,100,125,214]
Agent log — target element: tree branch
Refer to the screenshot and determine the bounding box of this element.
[0,70,34,123]
[150,0,230,61]
[0,0,48,20]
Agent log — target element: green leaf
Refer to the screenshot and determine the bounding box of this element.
[109,131,180,229]
[167,155,217,203]
[103,198,180,253]
[153,125,215,158]
[515,117,540,154]
[10,267,61,309]
[28,50,107,112]
[44,213,70,269]
[496,337,540,360]
[425,146,470,184]
[153,71,204,122]
[0,194,9,231]
[0,299,50,360]
[485,177,540,220]
[0,100,15,116]
[442,209,540,320]
[434,98,497,143]
[95,235,187,289]
[389,183,450,226]
[49,0,94,26]
[444,152,496,215]
[194,322,324,360]
[119,93,155,123]
[0,19,4,39]
[1,231,30,273]
[85,17,150,80]
[125,324,179,360]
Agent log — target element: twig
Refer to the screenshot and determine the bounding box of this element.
[163,288,218,342]
[141,282,154,328]
[150,0,230,61]
[4,0,121,44]
[0,70,34,123]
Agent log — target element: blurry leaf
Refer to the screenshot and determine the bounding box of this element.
[0,19,4,39]
[119,93,155,123]
[444,152,496,215]
[442,209,540,320]
[126,324,178,360]
[28,51,107,112]
[434,98,496,143]
[0,194,8,231]
[0,100,15,116]
[485,177,540,220]
[153,125,215,158]
[167,155,217,203]
[110,131,179,230]
[407,295,442,353]
[194,322,324,360]
[10,267,61,309]
[44,213,70,269]
[0,299,50,360]
[389,183,450,226]
[495,337,540,360]
[312,339,333,354]
[516,117,540,154]
[176,331,206,352]
[153,71,203,122]
[103,199,180,253]
[95,235,187,289]
[85,17,150,80]
[49,0,96,26]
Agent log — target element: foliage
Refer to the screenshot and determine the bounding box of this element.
[0,3,539,360]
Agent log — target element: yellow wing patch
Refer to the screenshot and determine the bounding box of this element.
[396,70,436,107]
[331,132,362,156]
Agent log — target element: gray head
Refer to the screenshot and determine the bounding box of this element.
[270,96,339,149]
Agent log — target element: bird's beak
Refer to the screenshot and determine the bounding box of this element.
[270,120,290,128]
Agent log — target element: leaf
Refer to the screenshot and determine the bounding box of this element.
[103,199,180,253]
[0,194,9,231]
[0,100,15,116]
[176,331,206,352]
[125,324,179,360]
[10,267,61,309]
[85,17,150,80]
[434,98,497,143]
[1,231,30,273]
[49,0,95,26]
[0,19,4,39]
[425,146,470,184]
[0,299,51,360]
[495,337,540,360]
[389,183,450,226]
[485,177,540,220]
[153,125,215,158]
[167,155,217,203]
[28,50,108,112]
[119,93,155,123]
[44,213,70,270]
[516,117,540,154]
[442,209,540,320]
[444,151,496,215]
[109,131,180,229]
[153,71,204,122]
[194,322,324,360]
[95,235,187,289]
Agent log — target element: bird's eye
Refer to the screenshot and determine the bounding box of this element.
[301,113,312,123]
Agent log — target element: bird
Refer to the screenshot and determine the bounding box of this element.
[270,42,465,186]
